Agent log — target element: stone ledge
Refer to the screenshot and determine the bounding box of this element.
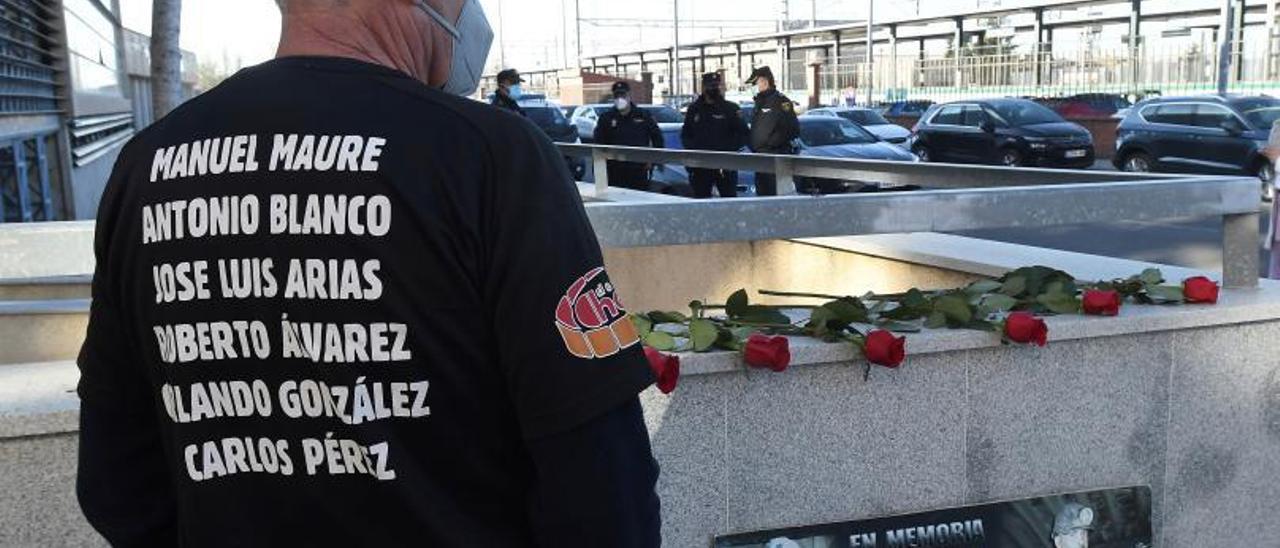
[0,362,79,438]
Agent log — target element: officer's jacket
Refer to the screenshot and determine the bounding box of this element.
[681,96,749,152]
[750,88,800,153]
[594,104,664,149]
[490,92,525,116]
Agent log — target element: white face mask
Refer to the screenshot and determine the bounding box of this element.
[614,98,630,110]
[416,0,494,96]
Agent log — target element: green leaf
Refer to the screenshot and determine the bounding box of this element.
[647,311,688,324]
[1000,276,1027,297]
[933,294,973,325]
[738,306,793,326]
[979,294,1019,313]
[1139,268,1164,286]
[632,314,653,337]
[1037,292,1081,314]
[925,311,948,329]
[823,298,869,324]
[689,319,718,352]
[725,289,749,318]
[1146,285,1185,304]
[644,331,676,351]
[806,306,837,337]
[876,319,923,333]
[965,279,1004,295]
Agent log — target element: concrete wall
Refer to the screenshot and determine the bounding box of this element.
[643,320,1280,547]
[605,240,980,312]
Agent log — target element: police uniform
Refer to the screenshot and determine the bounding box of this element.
[75,56,659,547]
[747,66,800,196]
[490,68,526,116]
[681,73,749,198]
[592,81,664,191]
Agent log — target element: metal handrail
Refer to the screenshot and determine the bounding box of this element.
[558,143,1261,289]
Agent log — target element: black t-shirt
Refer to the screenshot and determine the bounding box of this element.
[76,56,654,546]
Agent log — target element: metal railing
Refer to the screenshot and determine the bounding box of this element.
[556,143,1261,289]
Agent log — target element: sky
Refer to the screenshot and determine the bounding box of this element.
[116,0,879,74]
[117,0,1186,76]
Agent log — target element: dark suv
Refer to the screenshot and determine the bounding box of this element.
[909,98,1095,168]
[1113,95,1277,188]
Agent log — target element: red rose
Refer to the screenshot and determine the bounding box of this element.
[863,330,906,368]
[744,334,790,372]
[1082,289,1122,316]
[1004,312,1048,347]
[1182,276,1219,304]
[643,347,680,394]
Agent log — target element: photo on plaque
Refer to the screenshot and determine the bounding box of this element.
[714,486,1151,548]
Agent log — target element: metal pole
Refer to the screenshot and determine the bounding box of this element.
[1129,0,1141,95]
[560,0,569,68]
[1269,0,1277,80]
[496,0,507,69]
[1216,0,1233,95]
[811,0,817,28]
[674,0,681,97]
[865,0,874,105]
[575,0,582,68]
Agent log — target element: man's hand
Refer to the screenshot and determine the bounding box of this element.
[1263,146,1280,163]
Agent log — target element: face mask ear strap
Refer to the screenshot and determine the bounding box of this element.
[417,1,461,40]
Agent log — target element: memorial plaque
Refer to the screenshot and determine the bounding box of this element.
[714,486,1151,548]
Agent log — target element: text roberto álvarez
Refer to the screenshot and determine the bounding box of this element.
[143,134,418,484]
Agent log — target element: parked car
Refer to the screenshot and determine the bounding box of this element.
[1038,93,1132,118]
[1113,94,1279,196]
[806,106,912,145]
[908,98,1095,168]
[878,100,935,118]
[792,116,919,193]
[568,103,684,144]
[519,100,586,180]
[558,104,579,119]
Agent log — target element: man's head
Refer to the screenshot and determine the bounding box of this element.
[496,68,524,97]
[275,0,493,95]
[1051,503,1094,548]
[611,81,631,111]
[701,72,724,101]
[747,66,775,94]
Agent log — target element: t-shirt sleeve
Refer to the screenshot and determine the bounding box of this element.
[481,118,654,439]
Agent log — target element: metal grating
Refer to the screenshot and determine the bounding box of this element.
[0,0,60,115]
[0,132,58,222]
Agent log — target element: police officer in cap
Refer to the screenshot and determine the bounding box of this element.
[746,66,800,196]
[593,81,664,191]
[681,72,749,198]
[491,68,526,116]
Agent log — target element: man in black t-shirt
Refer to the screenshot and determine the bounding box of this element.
[75,1,660,546]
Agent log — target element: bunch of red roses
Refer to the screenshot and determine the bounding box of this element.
[638,268,1222,395]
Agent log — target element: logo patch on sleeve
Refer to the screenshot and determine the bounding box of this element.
[554,267,640,359]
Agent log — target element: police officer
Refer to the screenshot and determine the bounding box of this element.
[490,67,525,116]
[746,66,800,196]
[75,1,661,546]
[1051,502,1095,548]
[593,81,664,191]
[681,72,749,198]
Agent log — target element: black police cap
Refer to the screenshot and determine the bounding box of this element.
[611,81,631,96]
[496,68,524,84]
[746,66,775,84]
[701,72,722,86]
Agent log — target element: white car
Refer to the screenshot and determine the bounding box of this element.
[806,106,913,146]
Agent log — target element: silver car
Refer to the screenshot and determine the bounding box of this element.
[807,106,912,146]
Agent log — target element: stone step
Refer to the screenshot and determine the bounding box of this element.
[0,276,91,301]
[0,300,89,366]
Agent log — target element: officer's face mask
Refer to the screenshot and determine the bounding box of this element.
[507,84,523,99]
[416,0,494,96]
[614,97,630,111]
